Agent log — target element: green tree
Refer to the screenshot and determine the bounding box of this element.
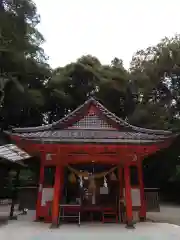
[129,35,180,130]
[47,55,134,123]
[0,0,51,129]
[129,35,180,191]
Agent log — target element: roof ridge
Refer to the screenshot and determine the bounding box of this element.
[10,96,173,135]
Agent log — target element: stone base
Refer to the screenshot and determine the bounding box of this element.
[139,216,146,222]
[50,222,59,229]
[125,220,135,229]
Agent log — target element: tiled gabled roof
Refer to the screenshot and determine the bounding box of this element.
[6,97,177,144]
[11,97,172,135]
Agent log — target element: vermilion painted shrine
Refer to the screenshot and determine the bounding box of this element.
[6,97,177,228]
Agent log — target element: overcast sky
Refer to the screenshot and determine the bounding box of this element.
[34,0,180,69]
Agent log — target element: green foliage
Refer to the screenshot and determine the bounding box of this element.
[0,0,51,128]
[2,1,180,193]
[129,35,180,130]
[47,55,132,122]
[128,36,180,187]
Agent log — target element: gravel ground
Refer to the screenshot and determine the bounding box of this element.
[147,204,180,225]
[1,204,180,239]
[0,221,180,240]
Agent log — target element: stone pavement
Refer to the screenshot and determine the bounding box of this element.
[0,221,180,240]
[1,205,180,239]
[147,204,180,225]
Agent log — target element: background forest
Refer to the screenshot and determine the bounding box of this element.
[1,0,180,202]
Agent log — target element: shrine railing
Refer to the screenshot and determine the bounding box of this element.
[144,188,160,212]
[10,187,161,213]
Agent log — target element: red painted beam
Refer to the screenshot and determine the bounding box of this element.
[10,136,173,166]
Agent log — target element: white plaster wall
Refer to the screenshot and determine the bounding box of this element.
[41,188,54,206]
[123,188,141,206]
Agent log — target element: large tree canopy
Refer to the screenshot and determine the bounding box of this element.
[129,35,180,130]
[1,0,180,195]
[46,55,136,123]
[0,0,51,129]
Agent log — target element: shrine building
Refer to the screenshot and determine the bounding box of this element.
[6,97,177,228]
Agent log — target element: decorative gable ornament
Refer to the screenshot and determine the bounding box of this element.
[69,113,115,130]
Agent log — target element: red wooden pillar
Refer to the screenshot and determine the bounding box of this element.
[118,167,124,223]
[124,165,134,228]
[138,162,146,221]
[51,165,62,228]
[118,167,123,199]
[36,157,45,221]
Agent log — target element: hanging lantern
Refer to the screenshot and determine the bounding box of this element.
[68,172,76,183]
[110,172,117,181]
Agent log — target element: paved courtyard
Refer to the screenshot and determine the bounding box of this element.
[147,204,180,225]
[0,221,180,240]
[0,205,180,239]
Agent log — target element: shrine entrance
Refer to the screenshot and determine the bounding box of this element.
[64,163,119,223]
[35,156,150,228]
[6,97,177,228]
[42,163,121,224]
